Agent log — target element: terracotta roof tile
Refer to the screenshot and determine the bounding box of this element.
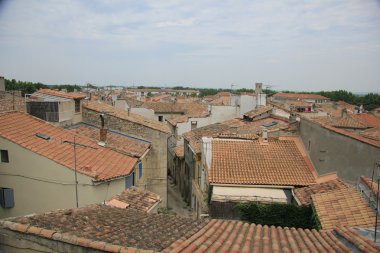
[184,117,290,154]
[83,101,171,134]
[70,124,150,158]
[0,111,137,181]
[353,113,380,127]
[360,127,380,141]
[107,187,161,213]
[143,102,209,118]
[312,187,376,229]
[294,179,348,205]
[305,117,380,148]
[164,220,379,253]
[209,137,317,186]
[273,93,329,100]
[36,89,86,99]
[243,106,273,119]
[5,204,206,252]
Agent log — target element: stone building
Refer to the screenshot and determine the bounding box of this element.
[82,101,171,206]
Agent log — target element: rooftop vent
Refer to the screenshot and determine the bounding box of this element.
[36,133,50,140]
[262,121,278,128]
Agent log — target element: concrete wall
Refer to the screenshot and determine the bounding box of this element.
[82,107,169,206]
[299,119,380,184]
[130,107,155,120]
[0,138,125,218]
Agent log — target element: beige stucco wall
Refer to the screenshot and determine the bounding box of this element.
[57,99,83,126]
[0,138,126,218]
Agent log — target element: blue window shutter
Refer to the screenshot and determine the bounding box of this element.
[125,173,134,189]
[139,162,142,178]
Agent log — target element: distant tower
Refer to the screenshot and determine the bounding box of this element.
[255,83,263,95]
[0,76,5,92]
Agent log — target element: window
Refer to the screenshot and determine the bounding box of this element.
[191,121,198,130]
[0,188,14,208]
[74,99,80,113]
[125,173,134,189]
[158,115,163,122]
[138,162,143,178]
[1,150,9,163]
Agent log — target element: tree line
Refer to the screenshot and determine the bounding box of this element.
[4,79,81,96]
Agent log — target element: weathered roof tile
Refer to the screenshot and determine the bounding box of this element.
[0,111,138,181]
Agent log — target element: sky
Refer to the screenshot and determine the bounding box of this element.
[0,0,379,92]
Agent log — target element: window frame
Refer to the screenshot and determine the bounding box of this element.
[0,150,9,163]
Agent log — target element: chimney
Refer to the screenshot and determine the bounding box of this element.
[127,108,130,116]
[341,109,347,118]
[99,128,107,143]
[262,129,268,143]
[99,113,107,145]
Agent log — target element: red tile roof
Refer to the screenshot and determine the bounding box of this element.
[360,127,380,141]
[243,106,273,119]
[352,113,380,127]
[83,101,171,134]
[273,93,329,100]
[164,220,380,253]
[70,124,150,158]
[312,187,376,229]
[4,204,206,252]
[294,179,348,205]
[0,111,137,181]
[36,89,86,99]
[305,117,380,148]
[107,187,161,213]
[209,137,317,186]
[184,117,290,154]
[143,102,209,117]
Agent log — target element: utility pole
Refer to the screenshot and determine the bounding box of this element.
[62,137,97,208]
[374,162,380,242]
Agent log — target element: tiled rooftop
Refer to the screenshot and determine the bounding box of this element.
[209,137,317,186]
[243,106,273,119]
[312,187,376,230]
[360,127,380,141]
[353,113,380,127]
[305,117,380,148]
[70,124,150,158]
[294,179,348,205]
[273,92,329,100]
[0,111,137,181]
[36,89,86,99]
[164,219,380,253]
[4,204,206,252]
[83,101,171,134]
[142,102,209,118]
[183,117,290,154]
[107,187,161,213]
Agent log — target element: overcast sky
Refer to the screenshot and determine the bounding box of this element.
[0,0,379,92]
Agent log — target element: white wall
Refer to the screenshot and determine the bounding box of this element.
[176,105,240,140]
